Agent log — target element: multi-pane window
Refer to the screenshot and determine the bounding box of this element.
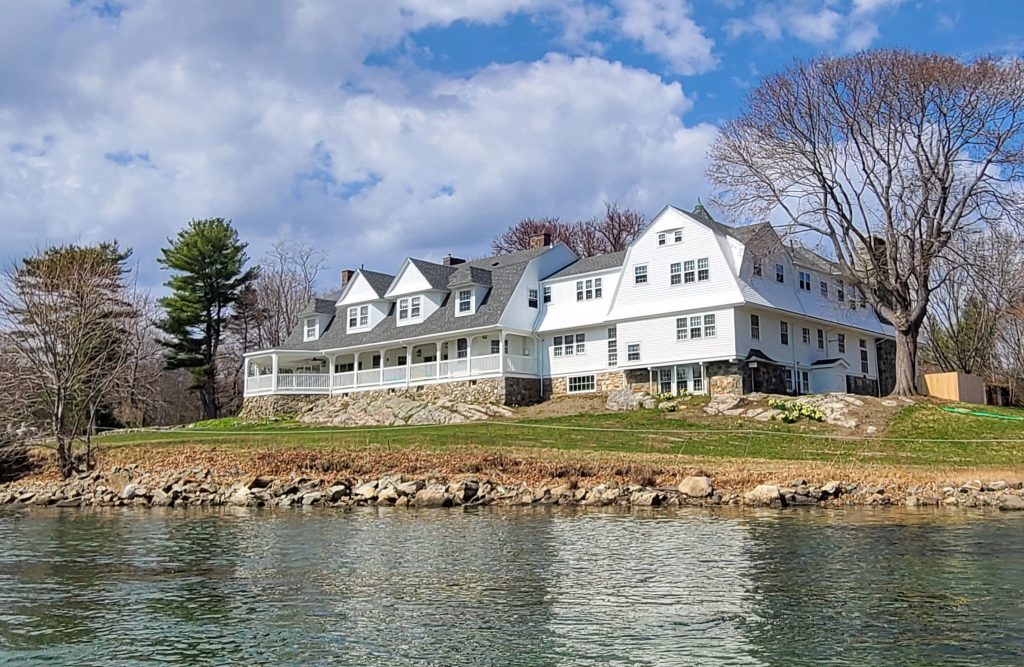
[820,281,828,298]
[692,364,704,392]
[704,314,716,337]
[528,289,539,308]
[689,315,703,339]
[658,233,667,246]
[684,260,696,284]
[458,289,472,313]
[670,263,682,285]
[553,333,585,356]
[575,333,586,354]
[776,264,785,283]
[800,371,810,394]
[799,271,811,291]
[553,336,562,357]
[568,375,596,393]
[634,265,648,284]
[543,286,551,304]
[817,328,825,350]
[676,317,688,340]
[456,338,468,359]
[627,343,640,362]
[753,260,762,277]
[837,280,845,302]
[674,229,683,243]
[410,296,421,318]
[304,317,318,340]
[750,314,760,340]
[576,278,603,301]
[676,365,689,392]
[697,257,709,281]
[784,368,794,393]
[837,333,846,354]
[677,313,718,341]
[398,296,422,321]
[860,339,869,374]
[780,321,789,346]
[802,327,811,345]
[491,339,500,354]
[348,305,369,328]
[607,327,618,366]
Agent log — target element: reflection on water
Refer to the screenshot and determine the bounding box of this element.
[0,507,1022,666]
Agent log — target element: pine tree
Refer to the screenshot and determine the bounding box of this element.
[157,218,257,419]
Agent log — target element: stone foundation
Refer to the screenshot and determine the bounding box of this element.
[743,362,790,395]
[624,369,652,392]
[706,361,743,396]
[549,370,627,397]
[846,375,879,397]
[876,339,896,396]
[238,394,322,421]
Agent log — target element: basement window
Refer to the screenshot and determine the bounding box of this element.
[568,375,596,394]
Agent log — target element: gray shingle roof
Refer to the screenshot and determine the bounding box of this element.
[278,245,550,352]
[448,265,492,287]
[360,270,396,298]
[408,259,458,290]
[544,250,626,280]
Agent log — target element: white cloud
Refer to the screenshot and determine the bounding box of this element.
[725,0,903,51]
[613,0,718,75]
[0,1,717,286]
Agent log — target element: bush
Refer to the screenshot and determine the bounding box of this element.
[767,399,825,424]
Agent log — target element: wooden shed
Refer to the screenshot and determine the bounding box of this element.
[923,372,986,405]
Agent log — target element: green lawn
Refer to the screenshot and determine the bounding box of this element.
[96,401,1024,468]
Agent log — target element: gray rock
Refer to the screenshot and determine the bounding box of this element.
[606,388,654,412]
[377,486,399,504]
[396,480,425,496]
[413,485,452,508]
[678,476,713,498]
[744,484,781,506]
[55,498,81,508]
[301,492,324,506]
[998,494,1024,512]
[987,481,1008,492]
[630,491,663,506]
[228,486,253,507]
[353,481,379,499]
[821,481,841,497]
[327,485,350,502]
[119,484,141,500]
[150,489,173,507]
[961,480,983,492]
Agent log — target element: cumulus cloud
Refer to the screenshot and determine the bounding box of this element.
[613,0,718,75]
[0,0,716,285]
[725,0,903,51]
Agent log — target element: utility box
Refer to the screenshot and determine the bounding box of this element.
[923,372,986,405]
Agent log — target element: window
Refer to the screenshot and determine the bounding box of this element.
[568,375,596,393]
[776,264,785,283]
[659,368,673,394]
[684,260,696,284]
[348,305,369,329]
[802,327,811,345]
[553,336,562,357]
[800,371,810,394]
[576,278,603,301]
[397,296,422,321]
[692,364,704,393]
[689,315,703,340]
[704,314,716,337]
[753,259,762,277]
[784,368,794,393]
[410,296,421,318]
[676,317,687,340]
[820,281,828,298]
[607,327,618,366]
[658,233,666,246]
[543,286,551,304]
[456,338,468,359]
[780,321,789,346]
[676,365,689,392]
[750,314,760,340]
[634,265,648,284]
[817,329,825,350]
[575,333,586,355]
[457,289,472,314]
[398,300,408,320]
[837,280,845,302]
[595,278,603,298]
[837,333,846,354]
[335,361,354,373]
[674,229,683,243]
[528,289,538,308]
[627,343,640,362]
[553,333,584,357]
[860,339,869,374]
[799,271,811,291]
[669,262,681,285]
[304,317,318,341]
[697,257,709,281]
[491,339,500,355]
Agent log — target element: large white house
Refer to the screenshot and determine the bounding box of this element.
[243,204,896,410]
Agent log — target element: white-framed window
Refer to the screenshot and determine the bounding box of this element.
[456,338,468,359]
[568,375,596,394]
[776,263,785,283]
[670,262,681,285]
[674,229,683,243]
[543,286,551,304]
[860,338,869,373]
[697,257,709,281]
[780,321,789,346]
[684,260,695,283]
[634,265,648,284]
[607,327,618,366]
[627,343,640,362]
[552,333,584,357]
[750,313,760,340]
[817,328,825,350]
[348,305,369,329]
[676,317,688,340]
[689,315,702,339]
[575,333,586,354]
[676,365,689,392]
[397,296,422,322]
[692,364,703,393]
[658,233,666,246]
[528,289,539,308]
[303,317,319,341]
[784,368,794,393]
[457,289,473,315]
[802,327,811,345]
[704,313,716,337]
[800,371,810,394]
[837,333,846,354]
[799,271,811,291]
[753,259,762,277]
[820,280,828,298]
[553,336,562,357]
[576,278,603,301]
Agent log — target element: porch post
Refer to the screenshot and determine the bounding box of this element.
[467,335,474,377]
[243,357,250,395]
[328,354,337,392]
[499,330,506,374]
[378,349,386,385]
[271,353,279,392]
[406,345,412,387]
[354,351,361,387]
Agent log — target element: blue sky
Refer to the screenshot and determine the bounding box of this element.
[1,0,1021,289]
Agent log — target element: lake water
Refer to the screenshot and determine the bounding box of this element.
[1,507,1022,666]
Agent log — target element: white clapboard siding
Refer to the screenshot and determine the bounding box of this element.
[537,269,620,332]
[616,307,738,368]
[544,325,615,376]
[498,244,577,331]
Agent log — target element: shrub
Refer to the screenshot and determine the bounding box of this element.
[767,399,825,424]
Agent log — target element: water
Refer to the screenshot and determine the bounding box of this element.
[1,507,1022,666]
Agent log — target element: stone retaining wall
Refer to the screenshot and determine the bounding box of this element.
[238,394,321,420]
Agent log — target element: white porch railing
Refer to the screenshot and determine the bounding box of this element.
[504,354,537,375]
[439,358,469,378]
[356,368,382,385]
[245,375,274,393]
[277,373,331,390]
[333,371,355,389]
[410,361,438,381]
[471,354,501,374]
[382,366,408,384]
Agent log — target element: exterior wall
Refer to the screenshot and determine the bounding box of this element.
[548,370,625,397]
[707,361,742,396]
[846,375,879,396]
[616,307,737,369]
[499,244,577,332]
[544,325,614,377]
[538,269,619,332]
[743,361,789,394]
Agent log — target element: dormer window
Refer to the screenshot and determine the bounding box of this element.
[397,296,422,322]
[528,289,539,308]
[303,317,319,341]
[753,259,762,277]
[348,305,369,330]
[576,278,602,301]
[457,289,473,315]
[674,229,682,243]
[658,233,666,246]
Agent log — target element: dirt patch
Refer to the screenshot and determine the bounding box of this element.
[513,395,611,419]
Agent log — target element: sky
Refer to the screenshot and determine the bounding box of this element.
[2,0,1022,290]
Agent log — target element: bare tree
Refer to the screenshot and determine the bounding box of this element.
[492,202,646,257]
[253,241,328,349]
[0,243,139,476]
[709,50,1024,395]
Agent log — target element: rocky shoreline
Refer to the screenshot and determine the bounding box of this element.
[3,467,1024,512]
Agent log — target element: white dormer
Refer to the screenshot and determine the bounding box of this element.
[303,315,321,341]
[455,287,477,316]
[385,259,449,326]
[337,269,393,333]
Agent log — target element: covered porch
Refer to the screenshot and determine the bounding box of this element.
[244,331,539,396]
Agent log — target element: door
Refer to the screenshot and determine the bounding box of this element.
[659,368,673,394]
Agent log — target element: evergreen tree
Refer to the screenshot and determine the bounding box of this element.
[157,218,256,419]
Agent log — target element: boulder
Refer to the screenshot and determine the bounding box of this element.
[150,489,174,507]
[353,481,379,500]
[327,485,350,502]
[246,475,274,490]
[301,491,324,506]
[704,394,744,415]
[227,486,253,507]
[821,481,841,497]
[630,491,663,506]
[987,481,1008,492]
[998,494,1024,512]
[377,486,399,504]
[119,484,141,500]
[678,476,713,498]
[451,479,480,503]
[744,484,781,506]
[606,388,654,412]
[413,485,452,508]
[396,480,426,496]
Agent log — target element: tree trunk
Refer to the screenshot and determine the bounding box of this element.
[892,327,920,396]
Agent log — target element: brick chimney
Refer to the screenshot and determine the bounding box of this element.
[340,269,355,286]
[529,232,552,249]
[442,254,466,266]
